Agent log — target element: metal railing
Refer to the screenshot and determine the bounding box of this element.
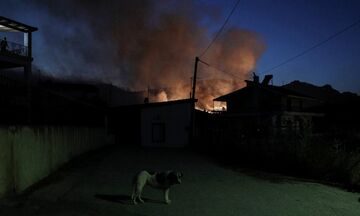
[0,40,28,57]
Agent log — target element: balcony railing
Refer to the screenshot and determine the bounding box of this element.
[0,40,28,57]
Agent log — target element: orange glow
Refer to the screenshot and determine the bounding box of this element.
[122,15,265,110]
[213,101,227,112]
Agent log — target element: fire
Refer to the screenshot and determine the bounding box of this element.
[29,0,265,109]
[213,101,227,111]
[154,90,168,102]
[147,77,246,111]
[133,28,265,110]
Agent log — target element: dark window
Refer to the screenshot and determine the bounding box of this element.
[152,123,165,142]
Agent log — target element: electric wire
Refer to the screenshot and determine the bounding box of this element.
[198,58,246,80]
[261,17,360,74]
[199,0,241,57]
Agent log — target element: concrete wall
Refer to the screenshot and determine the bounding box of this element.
[0,126,109,197]
[0,129,13,196]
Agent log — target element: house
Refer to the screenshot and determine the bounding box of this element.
[0,16,38,123]
[201,75,324,155]
[283,80,360,133]
[141,99,195,147]
[213,75,322,135]
[109,99,195,148]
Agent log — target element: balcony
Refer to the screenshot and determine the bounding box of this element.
[0,16,37,69]
[1,40,28,57]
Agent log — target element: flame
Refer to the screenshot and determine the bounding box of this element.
[154,90,168,102]
[131,28,265,110]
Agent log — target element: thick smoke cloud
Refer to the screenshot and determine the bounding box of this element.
[1,0,265,109]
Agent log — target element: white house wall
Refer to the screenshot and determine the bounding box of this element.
[141,102,192,147]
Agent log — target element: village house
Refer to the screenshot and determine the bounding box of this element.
[0,16,112,198]
[0,16,38,123]
[199,75,323,155]
[109,98,195,148]
[214,75,322,134]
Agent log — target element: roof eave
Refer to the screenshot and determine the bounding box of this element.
[0,16,38,33]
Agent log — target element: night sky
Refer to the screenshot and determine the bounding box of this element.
[1,0,360,95]
[203,0,360,93]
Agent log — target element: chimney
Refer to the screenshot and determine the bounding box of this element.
[253,72,259,83]
[261,74,273,85]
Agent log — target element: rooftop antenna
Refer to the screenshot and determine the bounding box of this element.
[253,72,259,83]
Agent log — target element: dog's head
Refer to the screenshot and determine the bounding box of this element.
[167,171,183,185]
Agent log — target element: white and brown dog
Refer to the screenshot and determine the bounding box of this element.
[131,170,183,204]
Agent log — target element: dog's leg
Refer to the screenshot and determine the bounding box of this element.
[132,182,144,204]
[164,188,171,204]
[131,185,138,205]
[138,189,145,203]
[136,183,145,203]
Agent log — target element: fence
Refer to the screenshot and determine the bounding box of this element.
[0,40,28,57]
[0,126,109,197]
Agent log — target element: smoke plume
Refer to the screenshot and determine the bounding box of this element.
[2,0,266,110]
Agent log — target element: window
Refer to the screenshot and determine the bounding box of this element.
[152,123,165,142]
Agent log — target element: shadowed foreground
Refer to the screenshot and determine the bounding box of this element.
[1,145,359,216]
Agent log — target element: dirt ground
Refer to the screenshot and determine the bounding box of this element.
[1,145,359,216]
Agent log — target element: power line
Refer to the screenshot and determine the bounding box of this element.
[261,17,360,75]
[198,58,246,80]
[199,0,241,57]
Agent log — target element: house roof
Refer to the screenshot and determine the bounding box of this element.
[214,81,316,102]
[141,98,197,109]
[0,16,38,32]
[112,98,197,110]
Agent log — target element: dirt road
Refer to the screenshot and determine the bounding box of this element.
[1,146,359,216]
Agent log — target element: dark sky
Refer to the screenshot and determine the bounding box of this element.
[208,0,360,93]
[1,0,360,95]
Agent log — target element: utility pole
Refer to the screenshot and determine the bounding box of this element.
[189,77,193,98]
[190,56,199,146]
[192,57,199,100]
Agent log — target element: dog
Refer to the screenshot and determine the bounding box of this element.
[131,170,183,204]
